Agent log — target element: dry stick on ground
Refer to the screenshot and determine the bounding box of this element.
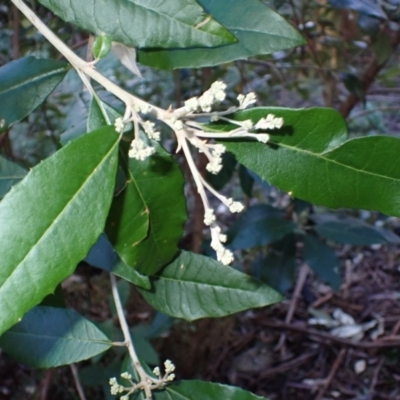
[258,351,318,379]
[315,348,347,400]
[339,29,400,118]
[275,263,309,356]
[262,321,400,349]
[369,356,385,399]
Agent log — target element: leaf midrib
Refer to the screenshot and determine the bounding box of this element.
[0,67,67,95]
[2,136,119,290]
[273,140,400,182]
[7,331,111,344]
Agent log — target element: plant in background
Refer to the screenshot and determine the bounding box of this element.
[1,1,400,399]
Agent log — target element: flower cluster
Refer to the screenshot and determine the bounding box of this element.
[184,81,227,113]
[109,360,176,400]
[117,80,284,266]
[153,359,176,382]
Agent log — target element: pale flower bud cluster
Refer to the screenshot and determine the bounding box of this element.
[184,81,227,113]
[255,114,284,130]
[205,143,226,175]
[237,92,257,109]
[128,138,155,160]
[210,225,234,266]
[114,117,125,133]
[142,120,160,141]
[152,360,176,382]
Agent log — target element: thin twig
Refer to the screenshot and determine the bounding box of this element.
[315,348,346,400]
[262,320,400,349]
[70,364,87,400]
[275,264,309,353]
[368,356,384,399]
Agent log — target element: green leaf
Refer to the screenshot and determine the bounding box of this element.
[85,234,151,290]
[138,0,305,69]
[303,234,340,291]
[106,142,186,275]
[138,251,282,321]
[0,156,27,199]
[312,213,400,245]
[153,380,269,400]
[0,306,112,368]
[227,204,297,250]
[215,107,400,218]
[93,34,113,60]
[239,165,254,198]
[38,0,236,49]
[0,57,68,133]
[0,126,119,335]
[251,233,296,294]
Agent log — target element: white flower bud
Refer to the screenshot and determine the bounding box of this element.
[242,119,253,130]
[114,117,125,133]
[237,92,257,109]
[256,133,270,143]
[184,97,199,112]
[204,209,216,226]
[255,114,283,130]
[128,139,155,160]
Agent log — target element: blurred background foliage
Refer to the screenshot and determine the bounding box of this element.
[1,0,400,399]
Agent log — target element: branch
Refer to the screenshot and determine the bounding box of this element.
[339,29,400,118]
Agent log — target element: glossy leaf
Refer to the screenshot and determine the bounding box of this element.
[0,306,112,368]
[138,0,305,69]
[251,233,296,294]
[106,141,186,275]
[0,127,119,335]
[85,234,151,290]
[154,380,268,400]
[303,235,341,291]
[138,251,282,321]
[38,0,236,49]
[312,213,400,245]
[215,107,400,218]
[227,204,297,250]
[0,156,27,198]
[0,57,68,133]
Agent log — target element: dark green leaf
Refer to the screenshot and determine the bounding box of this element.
[154,380,269,400]
[138,0,305,69]
[227,204,297,250]
[138,251,282,321]
[0,306,112,368]
[251,233,296,294]
[303,235,340,291]
[38,0,236,49]
[106,142,186,275]
[85,235,151,290]
[239,165,254,197]
[0,156,27,198]
[0,127,119,335]
[216,107,400,218]
[0,57,68,133]
[312,213,400,245]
